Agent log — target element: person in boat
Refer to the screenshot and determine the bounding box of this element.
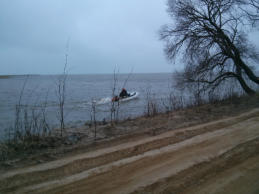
[119,88,129,98]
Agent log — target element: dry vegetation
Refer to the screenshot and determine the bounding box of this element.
[1,93,258,170]
[1,102,259,193]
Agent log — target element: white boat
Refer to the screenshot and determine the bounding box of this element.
[112,92,139,102]
[88,92,139,106]
[119,92,139,102]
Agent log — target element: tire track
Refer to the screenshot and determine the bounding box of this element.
[1,109,259,193]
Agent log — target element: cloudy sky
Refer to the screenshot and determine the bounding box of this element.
[0,0,175,75]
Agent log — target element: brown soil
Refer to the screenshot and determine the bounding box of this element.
[2,95,259,170]
[0,99,259,194]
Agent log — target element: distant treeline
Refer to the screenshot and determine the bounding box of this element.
[0,75,11,79]
[0,75,41,79]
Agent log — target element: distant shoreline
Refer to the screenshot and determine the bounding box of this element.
[0,74,41,79]
[0,75,12,79]
[0,72,172,77]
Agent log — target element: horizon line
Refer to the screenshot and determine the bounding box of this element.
[0,71,173,76]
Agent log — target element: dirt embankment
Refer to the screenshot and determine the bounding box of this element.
[2,94,259,170]
[1,108,259,194]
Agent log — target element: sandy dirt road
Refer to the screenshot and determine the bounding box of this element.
[1,109,259,194]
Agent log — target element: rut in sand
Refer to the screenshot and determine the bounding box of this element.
[1,109,259,194]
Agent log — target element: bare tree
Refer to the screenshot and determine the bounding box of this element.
[144,87,159,117]
[237,0,259,24]
[56,40,69,137]
[161,0,259,95]
[122,67,134,89]
[57,66,67,137]
[14,75,29,140]
[90,99,97,140]
[110,67,119,124]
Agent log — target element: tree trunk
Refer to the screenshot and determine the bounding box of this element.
[222,30,259,85]
[235,56,259,84]
[236,66,256,95]
[236,76,256,95]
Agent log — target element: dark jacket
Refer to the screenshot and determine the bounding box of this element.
[119,89,128,98]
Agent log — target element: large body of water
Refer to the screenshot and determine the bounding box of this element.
[0,73,175,138]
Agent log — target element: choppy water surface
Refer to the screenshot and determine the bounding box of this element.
[0,73,174,137]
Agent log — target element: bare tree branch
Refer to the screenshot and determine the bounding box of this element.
[161,0,259,95]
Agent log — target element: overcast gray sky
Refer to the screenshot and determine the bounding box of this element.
[0,0,176,75]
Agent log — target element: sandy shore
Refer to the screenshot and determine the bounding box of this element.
[1,107,259,193]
